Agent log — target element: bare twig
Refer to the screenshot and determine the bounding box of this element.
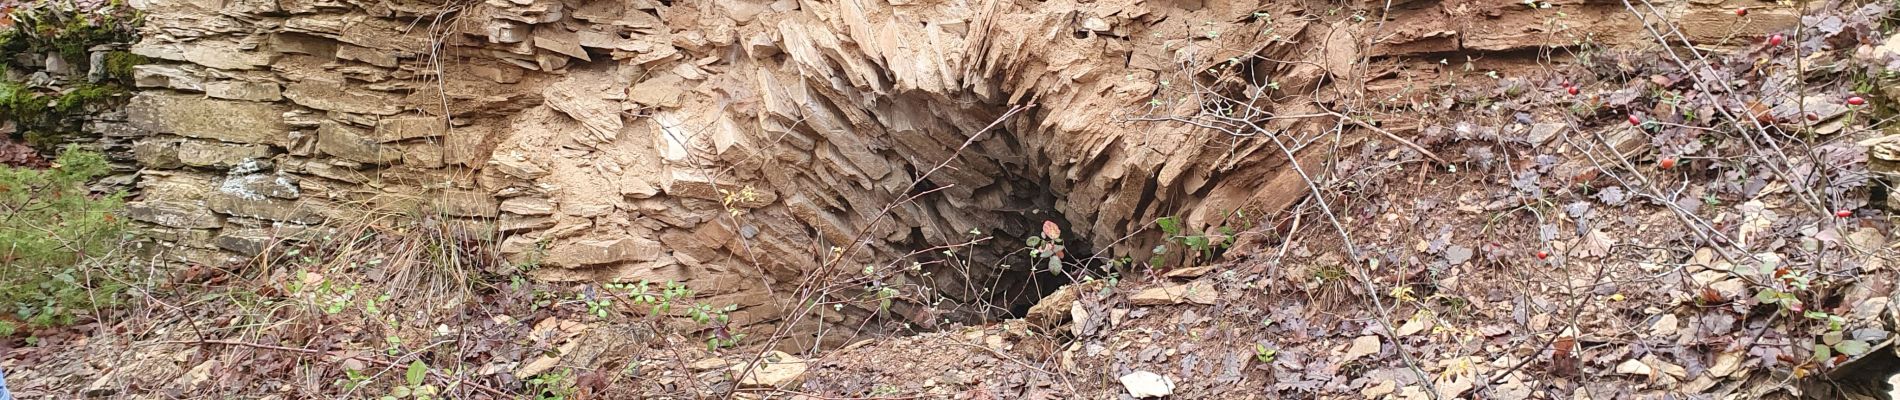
[1321,108,1449,165]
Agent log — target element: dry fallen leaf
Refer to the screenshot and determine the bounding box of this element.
[1615,358,1654,376]
[1650,314,1680,338]
[1493,379,1533,400]
[1360,380,1397,398]
[1435,373,1474,399]
[1397,385,1432,400]
[1642,354,1689,379]
[1397,310,1435,337]
[1342,335,1381,363]
[1575,228,1614,258]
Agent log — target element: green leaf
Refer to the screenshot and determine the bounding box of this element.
[1156,217,1182,236]
[1754,289,1777,304]
[1813,343,1832,361]
[1184,236,1210,252]
[1822,331,1843,346]
[406,360,428,386]
[1835,340,1872,356]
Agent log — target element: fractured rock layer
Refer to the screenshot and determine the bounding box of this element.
[121,0,1789,346]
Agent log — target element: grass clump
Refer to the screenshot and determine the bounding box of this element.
[0,146,131,335]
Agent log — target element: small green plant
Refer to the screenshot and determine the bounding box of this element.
[689,302,744,350]
[580,290,615,319]
[598,280,744,349]
[1810,312,1870,361]
[320,282,361,315]
[527,368,577,400]
[1253,343,1278,363]
[718,186,762,217]
[1755,265,1873,364]
[1149,216,1238,267]
[338,369,372,391]
[381,360,440,400]
[0,146,129,331]
[1024,221,1066,274]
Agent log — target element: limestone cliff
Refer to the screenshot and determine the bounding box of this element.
[117,0,1793,346]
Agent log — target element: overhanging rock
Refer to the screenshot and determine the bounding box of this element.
[119,0,1795,349]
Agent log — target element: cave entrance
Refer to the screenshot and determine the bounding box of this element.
[868,113,1110,327]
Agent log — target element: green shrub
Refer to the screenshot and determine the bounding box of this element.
[0,146,130,332]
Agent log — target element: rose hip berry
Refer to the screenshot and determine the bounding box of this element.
[1659,157,1677,169]
[1567,86,1580,95]
[1768,34,1784,46]
[1836,210,1853,218]
[1735,8,1747,16]
[1847,96,1866,106]
[1536,251,1549,259]
[1628,115,1642,126]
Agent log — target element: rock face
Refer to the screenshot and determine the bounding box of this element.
[119,0,1791,347]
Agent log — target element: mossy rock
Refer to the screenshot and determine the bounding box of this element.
[0,2,142,147]
[102,51,148,81]
[0,4,139,72]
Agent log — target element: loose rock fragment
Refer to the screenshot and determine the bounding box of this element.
[1118,371,1174,398]
[731,351,807,388]
[1129,281,1217,306]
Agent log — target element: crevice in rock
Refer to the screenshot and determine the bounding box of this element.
[860,115,1100,326]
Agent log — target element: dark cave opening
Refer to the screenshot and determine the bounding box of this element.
[870,112,1108,327]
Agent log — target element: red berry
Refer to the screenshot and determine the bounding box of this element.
[1567,86,1580,95]
[1629,115,1643,126]
[1768,34,1784,46]
[1847,96,1866,106]
[1659,158,1677,169]
[1536,251,1549,259]
[1735,8,1747,16]
[1836,210,1852,218]
[1806,113,1820,121]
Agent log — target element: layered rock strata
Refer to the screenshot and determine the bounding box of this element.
[118,0,1791,346]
